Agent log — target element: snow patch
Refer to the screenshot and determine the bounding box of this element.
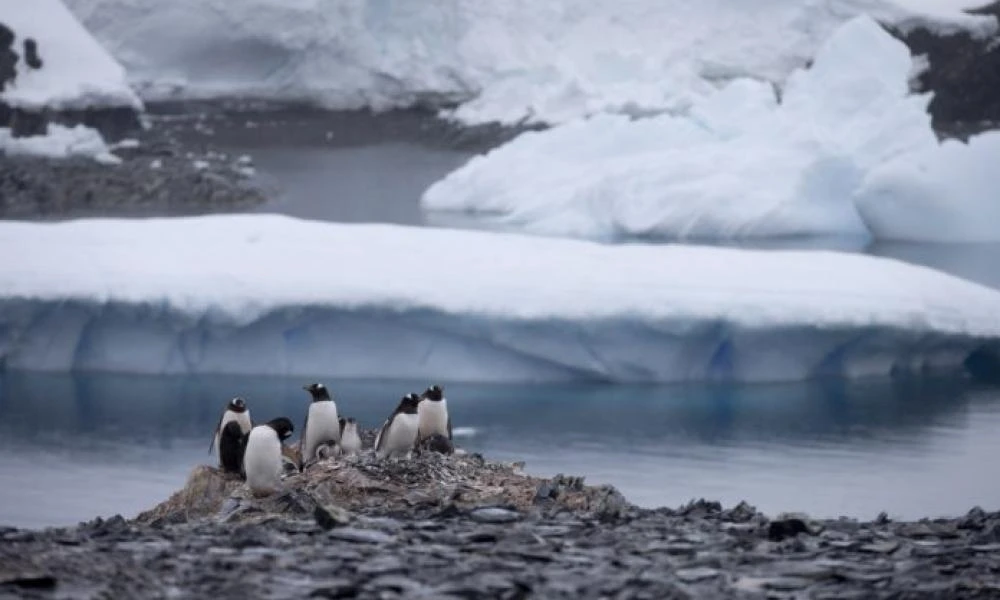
[0,214,999,383]
[0,123,121,164]
[422,15,1000,243]
[0,0,142,111]
[855,131,1000,242]
[63,0,996,126]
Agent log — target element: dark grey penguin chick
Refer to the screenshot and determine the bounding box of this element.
[218,421,247,475]
[22,38,41,69]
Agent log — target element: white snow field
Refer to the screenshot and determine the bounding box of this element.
[63,0,995,126]
[0,0,141,111]
[1,215,999,383]
[422,16,1000,243]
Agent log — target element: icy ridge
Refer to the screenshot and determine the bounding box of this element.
[1,215,999,382]
[63,0,996,126]
[421,15,1000,243]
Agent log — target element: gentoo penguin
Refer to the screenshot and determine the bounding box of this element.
[339,417,362,456]
[299,383,340,469]
[218,421,248,475]
[417,384,451,442]
[209,397,252,462]
[243,417,294,497]
[375,394,420,459]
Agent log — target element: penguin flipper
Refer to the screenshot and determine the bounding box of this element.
[447,416,452,441]
[375,416,392,453]
[298,411,309,471]
[209,411,225,454]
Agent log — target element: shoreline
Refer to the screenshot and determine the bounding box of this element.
[3,448,1000,598]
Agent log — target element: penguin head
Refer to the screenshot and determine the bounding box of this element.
[339,416,357,436]
[399,393,421,414]
[228,397,248,412]
[303,383,331,401]
[266,417,295,441]
[422,385,444,401]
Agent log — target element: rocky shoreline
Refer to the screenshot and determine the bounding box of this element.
[3,446,1000,599]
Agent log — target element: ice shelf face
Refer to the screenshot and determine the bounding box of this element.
[0,0,142,111]
[63,0,995,126]
[0,215,998,382]
[421,15,1000,244]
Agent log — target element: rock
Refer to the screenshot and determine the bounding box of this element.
[314,504,351,530]
[859,541,900,554]
[327,528,393,544]
[675,567,719,583]
[469,507,521,524]
[768,518,812,542]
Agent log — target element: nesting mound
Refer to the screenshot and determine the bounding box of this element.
[137,448,629,527]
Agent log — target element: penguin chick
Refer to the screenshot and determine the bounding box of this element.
[339,417,362,456]
[244,417,294,497]
[417,384,451,442]
[218,420,247,475]
[375,394,420,459]
[23,38,41,70]
[210,397,252,463]
[299,383,339,470]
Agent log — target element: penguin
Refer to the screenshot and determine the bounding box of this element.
[374,393,421,459]
[22,38,41,70]
[218,421,247,475]
[299,383,340,469]
[209,397,252,463]
[339,417,362,456]
[417,384,451,442]
[243,417,294,497]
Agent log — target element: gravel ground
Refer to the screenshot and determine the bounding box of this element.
[2,442,999,600]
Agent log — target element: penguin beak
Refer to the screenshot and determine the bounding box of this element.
[302,385,310,391]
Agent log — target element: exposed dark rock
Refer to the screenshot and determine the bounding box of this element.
[890,3,1000,137]
[769,518,813,541]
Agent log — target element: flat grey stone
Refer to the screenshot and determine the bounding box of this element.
[675,567,719,583]
[327,528,393,544]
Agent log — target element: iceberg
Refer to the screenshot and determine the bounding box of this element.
[0,214,999,383]
[0,0,142,111]
[63,0,995,126]
[421,15,1000,243]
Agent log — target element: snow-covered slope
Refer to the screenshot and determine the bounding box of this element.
[0,0,141,111]
[63,0,995,126]
[1,215,999,382]
[0,123,120,164]
[422,16,1000,243]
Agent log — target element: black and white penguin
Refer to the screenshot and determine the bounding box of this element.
[417,384,451,442]
[218,421,247,475]
[375,393,421,459]
[243,417,294,497]
[339,417,362,456]
[209,397,252,462]
[299,383,340,469]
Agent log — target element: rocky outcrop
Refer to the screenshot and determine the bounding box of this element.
[4,452,1000,598]
[892,2,1000,137]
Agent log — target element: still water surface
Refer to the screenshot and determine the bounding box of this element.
[2,372,999,529]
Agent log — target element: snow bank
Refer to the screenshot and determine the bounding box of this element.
[0,123,120,163]
[63,0,996,126]
[422,16,1000,243]
[0,0,141,111]
[1,214,999,383]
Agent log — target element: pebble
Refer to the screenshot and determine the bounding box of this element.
[327,528,393,545]
[469,507,521,524]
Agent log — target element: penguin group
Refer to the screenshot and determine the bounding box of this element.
[208,383,453,496]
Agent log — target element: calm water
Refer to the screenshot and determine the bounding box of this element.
[3,108,999,529]
[2,372,1000,529]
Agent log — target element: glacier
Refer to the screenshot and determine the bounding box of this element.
[63,0,996,126]
[422,15,1000,243]
[0,0,141,111]
[1,215,999,383]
